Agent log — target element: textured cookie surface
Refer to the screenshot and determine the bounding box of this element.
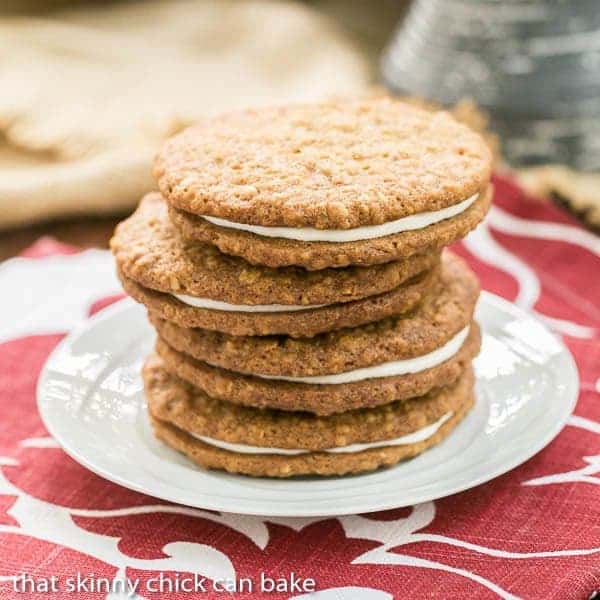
[155,98,492,229]
[169,186,491,270]
[145,357,475,477]
[149,252,479,377]
[120,264,438,338]
[111,194,439,304]
[155,324,480,415]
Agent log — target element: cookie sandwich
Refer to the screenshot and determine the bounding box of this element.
[112,194,440,338]
[156,99,492,270]
[145,357,475,478]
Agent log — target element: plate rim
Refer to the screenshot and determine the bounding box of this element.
[36,292,580,516]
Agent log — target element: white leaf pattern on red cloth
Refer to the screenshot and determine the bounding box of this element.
[0,175,599,599]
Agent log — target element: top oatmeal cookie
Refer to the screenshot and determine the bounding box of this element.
[154,98,492,230]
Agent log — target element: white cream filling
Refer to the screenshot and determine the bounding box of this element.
[189,411,453,455]
[250,326,470,385]
[173,294,328,313]
[201,193,478,242]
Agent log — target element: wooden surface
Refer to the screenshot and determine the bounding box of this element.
[0,217,122,261]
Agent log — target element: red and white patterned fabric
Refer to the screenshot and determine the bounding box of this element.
[0,175,599,599]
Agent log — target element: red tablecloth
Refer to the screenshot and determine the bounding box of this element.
[0,175,599,600]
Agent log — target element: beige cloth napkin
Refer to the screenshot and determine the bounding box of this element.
[0,0,369,229]
[516,166,600,230]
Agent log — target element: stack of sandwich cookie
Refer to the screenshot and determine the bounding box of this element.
[111,97,492,477]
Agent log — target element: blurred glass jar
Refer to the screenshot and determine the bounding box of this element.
[381,0,600,171]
